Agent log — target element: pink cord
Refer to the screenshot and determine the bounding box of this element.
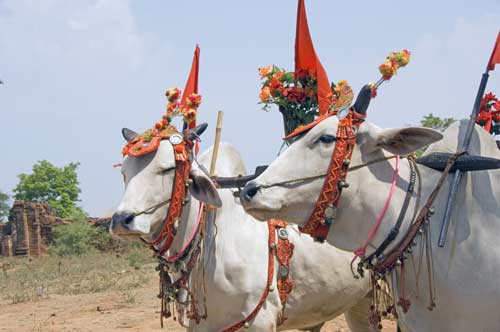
[352,156,400,262]
[165,202,205,263]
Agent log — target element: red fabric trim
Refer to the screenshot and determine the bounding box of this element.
[299,113,358,240]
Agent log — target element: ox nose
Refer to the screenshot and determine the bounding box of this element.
[111,211,135,229]
[240,181,261,203]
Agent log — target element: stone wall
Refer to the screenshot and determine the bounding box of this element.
[0,201,69,257]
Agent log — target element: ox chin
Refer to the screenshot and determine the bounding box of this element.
[109,222,149,240]
[243,203,284,222]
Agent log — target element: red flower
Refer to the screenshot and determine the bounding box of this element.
[186,93,202,108]
[165,87,181,102]
[268,78,283,96]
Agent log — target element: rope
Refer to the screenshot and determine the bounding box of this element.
[260,155,398,189]
[351,156,400,275]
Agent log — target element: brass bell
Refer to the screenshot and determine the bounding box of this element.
[269,284,274,292]
[244,322,250,329]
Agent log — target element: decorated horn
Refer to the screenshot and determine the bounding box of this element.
[352,84,373,115]
[186,122,208,141]
[122,128,138,142]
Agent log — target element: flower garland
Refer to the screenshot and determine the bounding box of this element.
[476,92,500,134]
[160,87,202,130]
[378,50,411,80]
[258,65,353,135]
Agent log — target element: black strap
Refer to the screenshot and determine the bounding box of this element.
[366,159,416,264]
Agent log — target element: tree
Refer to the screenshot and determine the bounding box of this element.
[420,113,455,132]
[50,221,99,256]
[13,160,87,219]
[0,190,9,222]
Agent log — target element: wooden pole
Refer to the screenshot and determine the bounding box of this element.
[209,111,223,176]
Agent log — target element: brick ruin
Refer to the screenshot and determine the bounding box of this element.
[0,201,70,257]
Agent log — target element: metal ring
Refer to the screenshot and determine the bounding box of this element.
[278,228,288,240]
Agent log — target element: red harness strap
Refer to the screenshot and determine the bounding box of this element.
[221,219,294,331]
[300,111,363,241]
[151,143,192,254]
[269,219,295,325]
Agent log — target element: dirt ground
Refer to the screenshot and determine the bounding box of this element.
[0,276,396,332]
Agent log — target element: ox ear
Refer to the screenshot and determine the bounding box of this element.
[189,168,222,207]
[376,127,443,156]
[122,128,138,142]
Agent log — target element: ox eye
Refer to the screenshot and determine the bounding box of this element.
[316,134,336,144]
[158,166,175,175]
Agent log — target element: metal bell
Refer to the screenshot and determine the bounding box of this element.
[244,322,250,329]
[428,206,435,215]
[269,284,274,292]
[324,205,337,219]
[338,180,350,189]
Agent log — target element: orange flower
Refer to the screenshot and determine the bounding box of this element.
[259,65,273,78]
[259,86,271,102]
[268,78,283,95]
[272,70,285,81]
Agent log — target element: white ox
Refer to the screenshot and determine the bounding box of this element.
[241,117,500,332]
[109,127,380,332]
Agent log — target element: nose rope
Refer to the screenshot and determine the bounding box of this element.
[134,198,172,217]
[259,155,399,189]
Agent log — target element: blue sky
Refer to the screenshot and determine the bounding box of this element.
[1,0,499,216]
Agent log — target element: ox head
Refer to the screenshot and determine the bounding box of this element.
[110,123,221,241]
[240,86,443,235]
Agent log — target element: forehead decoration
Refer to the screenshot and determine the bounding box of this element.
[121,87,202,161]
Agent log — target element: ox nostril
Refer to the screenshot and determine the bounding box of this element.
[240,181,261,203]
[111,211,135,228]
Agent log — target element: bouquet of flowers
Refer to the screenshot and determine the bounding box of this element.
[258,65,352,136]
[476,92,500,135]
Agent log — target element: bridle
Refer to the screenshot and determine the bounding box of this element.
[257,106,367,242]
[139,137,193,256]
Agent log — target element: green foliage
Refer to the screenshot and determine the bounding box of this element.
[420,113,455,132]
[50,221,99,256]
[0,190,9,221]
[13,160,86,218]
